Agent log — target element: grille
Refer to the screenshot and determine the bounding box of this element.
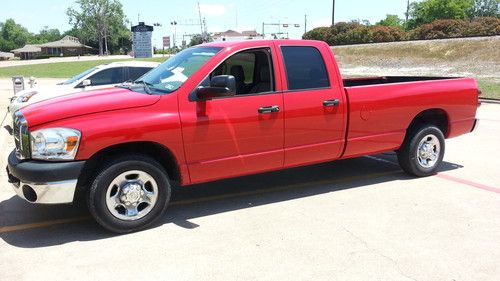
[13,111,30,159]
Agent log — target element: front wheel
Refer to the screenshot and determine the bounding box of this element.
[397,125,445,177]
[87,155,171,233]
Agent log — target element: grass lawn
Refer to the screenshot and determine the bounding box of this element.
[477,79,500,100]
[0,57,167,78]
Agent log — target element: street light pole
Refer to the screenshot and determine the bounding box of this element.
[332,0,335,26]
[170,21,177,48]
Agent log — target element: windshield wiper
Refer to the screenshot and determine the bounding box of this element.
[134,80,154,94]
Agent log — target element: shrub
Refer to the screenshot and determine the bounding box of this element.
[410,19,469,39]
[302,17,499,45]
[467,17,500,36]
[329,22,373,45]
[371,25,408,42]
[303,27,332,42]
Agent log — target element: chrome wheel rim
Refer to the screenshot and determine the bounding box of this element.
[105,170,158,221]
[416,134,441,168]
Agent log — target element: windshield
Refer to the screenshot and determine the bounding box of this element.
[136,47,222,94]
[61,67,97,85]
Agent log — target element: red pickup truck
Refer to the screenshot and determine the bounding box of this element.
[7,40,480,233]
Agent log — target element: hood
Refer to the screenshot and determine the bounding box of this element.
[14,84,74,97]
[21,87,161,127]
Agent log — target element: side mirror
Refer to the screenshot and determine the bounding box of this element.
[82,79,91,87]
[196,75,236,100]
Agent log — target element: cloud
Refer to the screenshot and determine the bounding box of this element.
[199,4,226,17]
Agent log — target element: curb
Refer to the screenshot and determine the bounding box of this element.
[480,98,500,104]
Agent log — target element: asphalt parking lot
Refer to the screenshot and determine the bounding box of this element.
[0,79,499,280]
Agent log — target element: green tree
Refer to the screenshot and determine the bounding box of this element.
[376,14,404,28]
[408,0,474,28]
[468,0,500,17]
[0,19,33,52]
[30,26,61,44]
[67,0,131,55]
[188,33,213,47]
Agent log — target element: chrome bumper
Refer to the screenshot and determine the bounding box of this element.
[10,179,77,204]
[7,150,85,204]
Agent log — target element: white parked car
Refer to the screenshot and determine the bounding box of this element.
[9,61,159,114]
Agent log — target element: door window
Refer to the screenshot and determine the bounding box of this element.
[281,46,330,91]
[128,67,153,81]
[87,67,124,86]
[207,48,274,96]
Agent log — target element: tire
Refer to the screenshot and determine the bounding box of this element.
[397,125,445,177]
[87,154,171,233]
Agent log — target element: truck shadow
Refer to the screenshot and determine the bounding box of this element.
[0,153,463,248]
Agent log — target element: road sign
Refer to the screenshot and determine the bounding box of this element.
[163,36,171,48]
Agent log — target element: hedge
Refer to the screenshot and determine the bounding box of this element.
[303,17,500,45]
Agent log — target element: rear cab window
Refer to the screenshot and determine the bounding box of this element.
[280,46,330,91]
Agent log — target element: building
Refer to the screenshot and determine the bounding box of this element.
[11,36,93,60]
[10,45,41,60]
[212,30,263,42]
[0,51,15,61]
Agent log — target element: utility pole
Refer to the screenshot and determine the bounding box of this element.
[332,0,335,26]
[304,14,307,34]
[197,2,204,35]
[405,0,410,22]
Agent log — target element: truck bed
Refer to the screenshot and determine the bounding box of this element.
[343,76,456,87]
[341,77,479,159]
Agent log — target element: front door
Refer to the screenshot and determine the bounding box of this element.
[180,47,285,184]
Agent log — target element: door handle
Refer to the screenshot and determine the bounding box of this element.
[323,99,340,107]
[258,105,280,114]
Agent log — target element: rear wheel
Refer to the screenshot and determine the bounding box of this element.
[87,154,171,233]
[397,125,445,177]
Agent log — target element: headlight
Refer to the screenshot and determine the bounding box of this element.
[17,91,38,103]
[30,128,81,161]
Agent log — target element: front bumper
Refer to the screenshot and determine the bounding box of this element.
[6,150,86,204]
[470,118,480,132]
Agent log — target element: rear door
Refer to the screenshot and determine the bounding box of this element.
[179,47,285,184]
[277,44,346,167]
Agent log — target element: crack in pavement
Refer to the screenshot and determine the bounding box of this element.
[342,226,419,281]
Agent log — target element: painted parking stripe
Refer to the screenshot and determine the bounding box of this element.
[436,173,500,194]
[365,155,500,194]
[0,170,400,234]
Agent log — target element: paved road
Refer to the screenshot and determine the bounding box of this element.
[0,81,498,281]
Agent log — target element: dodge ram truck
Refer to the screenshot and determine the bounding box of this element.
[6,40,480,233]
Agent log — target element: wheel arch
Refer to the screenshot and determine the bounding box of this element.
[407,108,450,138]
[76,141,182,197]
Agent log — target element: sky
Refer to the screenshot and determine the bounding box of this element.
[1,0,409,47]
